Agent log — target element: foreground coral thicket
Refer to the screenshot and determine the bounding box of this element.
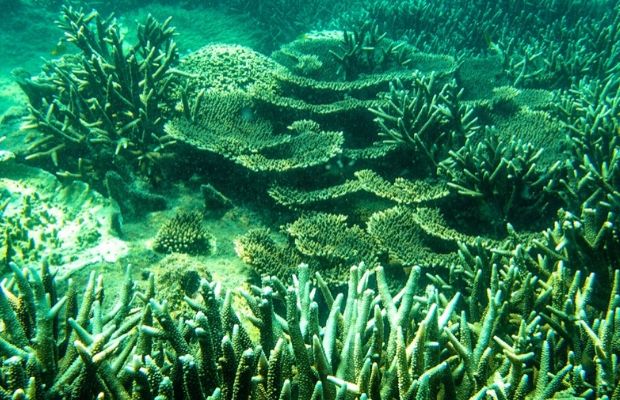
[0,258,618,399]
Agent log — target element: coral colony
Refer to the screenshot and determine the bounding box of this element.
[0,0,619,399]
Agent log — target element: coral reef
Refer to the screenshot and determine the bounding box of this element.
[369,74,478,172]
[221,0,357,50]
[4,3,620,399]
[153,210,213,255]
[344,0,619,89]
[0,258,617,399]
[329,20,411,80]
[160,40,454,201]
[0,262,140,399]
[16,7,179,188]
[188,33,568,277]
[439,130,563,232]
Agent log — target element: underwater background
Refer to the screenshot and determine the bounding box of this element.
[0,0,619,398]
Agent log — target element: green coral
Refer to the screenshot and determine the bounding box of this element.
[234,120,344,172]
[367,206,459,266]
[153,210,213,255]
[329,20,411,81]
[351,0,617,89]
[164,92,282,158]
[370,74,478,172]
[165,116,344,172]
[439,130,563,232]
[1,246,619,400]
[268,169,448,210]
[286,212,382,268]
[0,263,140,399]
[17,7,179,188]
[234,228,304,281]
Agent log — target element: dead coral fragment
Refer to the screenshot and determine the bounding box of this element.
[153,211,212,255]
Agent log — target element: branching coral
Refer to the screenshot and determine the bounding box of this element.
[554,77,620,213]
[329,20,411,81]
[0,263,141,399]
[370,74,478,172]
[16,7,179,188]
[537,76,620,282]
[439,130,563,232]
[345,0,617,89]
[1,244,619,400]
[494,4,620,88]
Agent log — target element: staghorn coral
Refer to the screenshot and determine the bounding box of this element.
[16,7,179,189]
[554,77,620,213]
[533,208,620,292]
[439,130,563,232]
[153,210,213,255]
[531,76,620,286]
[0,243,619,400]
[0,262,142,399]
[369,74,478,173]
[493,3,620,89]
[341,0,617,89]
[329,20,411,81]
